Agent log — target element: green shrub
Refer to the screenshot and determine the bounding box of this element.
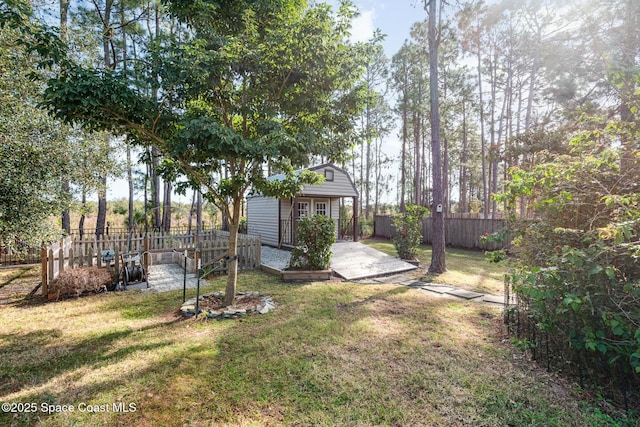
[290,215,336,270]
[499,138,640,402]
[392,204,428,260]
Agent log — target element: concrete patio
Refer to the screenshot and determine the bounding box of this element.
[329,241,418,280]
[261,241,418,281]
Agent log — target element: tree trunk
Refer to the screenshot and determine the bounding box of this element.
[223,195,242,307]
[149,3,161,230]
[162,181,172,232]
[374,136,382,215]
[459,102,468,213]
[427,0,446,273]
[359,123,364,217]
[443,134,449,213]
[57,0,69,233]
[60,0,71,235]
[477,56,488,217]
[151,147,161,229]
[79,190,86,239]
[188,190,195,235]
[196,191,203,233]
[524,54,538,131]
[365,103,372,219]
[96,181,107,237]
[94,0,113,238]
[413,110,421,206]
[400,88,408,213]
[61,180,71,235]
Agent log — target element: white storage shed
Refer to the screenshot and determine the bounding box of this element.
[247,164,359,247]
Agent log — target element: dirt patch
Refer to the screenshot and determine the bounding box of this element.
[196,294,266,312]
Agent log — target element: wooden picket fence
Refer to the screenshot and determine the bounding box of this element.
[41,230,262,295]
[189,230,262,275]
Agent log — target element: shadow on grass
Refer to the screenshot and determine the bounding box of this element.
[194,283,447,425]
[0,336,226,426]
[0,273,595,427]
[0,267,36,289]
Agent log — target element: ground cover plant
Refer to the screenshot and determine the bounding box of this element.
[0,269,616,426]
[362,238,507,295]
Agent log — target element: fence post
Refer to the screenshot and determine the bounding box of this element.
[41,246,48,296]
[257,236,262,268]
[114,248,120,279]
[58,247,64,276]
[143,235,149,273]
[195,241,200,277]
[96,238,102,268]
[48,249,54,285]
[75,237,81,267]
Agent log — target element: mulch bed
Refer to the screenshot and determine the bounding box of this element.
[195,293,266,311]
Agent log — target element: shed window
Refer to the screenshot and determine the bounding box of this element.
[324,169,334,181]
[297,202,309,219]
[315,202,327,216]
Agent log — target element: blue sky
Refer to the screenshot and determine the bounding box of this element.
[345,0,429,203]
[344,0,426,58]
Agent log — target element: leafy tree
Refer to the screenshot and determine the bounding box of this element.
[37,0,366,306]
[390,36,430,212]
[390,42,415,212]
[0,8,69,251]
[353,31,390,220]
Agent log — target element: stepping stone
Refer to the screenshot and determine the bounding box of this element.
[407,281,426,288]
[373,274,409,283]
[420,284,457,294]
[482,294,506,304]
[445,289,485,300]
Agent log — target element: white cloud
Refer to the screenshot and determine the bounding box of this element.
[350,9,375,43]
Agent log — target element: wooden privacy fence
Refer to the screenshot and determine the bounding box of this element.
[42,230,261,295]
[373,215,508,250]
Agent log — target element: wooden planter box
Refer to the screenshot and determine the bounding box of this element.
[281,269,332,282]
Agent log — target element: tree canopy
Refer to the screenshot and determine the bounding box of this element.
[29,0,368,304]
[0,7,71,251]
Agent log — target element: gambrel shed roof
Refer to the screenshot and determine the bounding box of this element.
[266,163,358,198]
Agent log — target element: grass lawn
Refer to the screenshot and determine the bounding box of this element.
[0,266,41,301]
[361,239,508,295]
[0,268,610,427]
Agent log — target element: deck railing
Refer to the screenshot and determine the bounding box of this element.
[279,219,294,246]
